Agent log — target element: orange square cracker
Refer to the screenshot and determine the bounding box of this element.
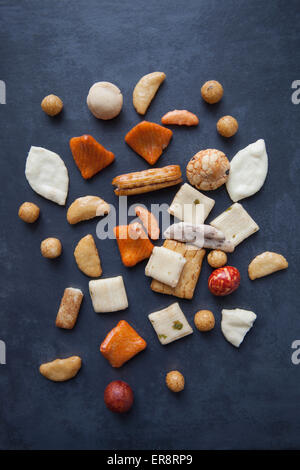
[114,225,153,267]
[100,320,147,367]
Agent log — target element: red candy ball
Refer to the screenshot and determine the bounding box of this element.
[104,380,134,413]
[208,266,240,296]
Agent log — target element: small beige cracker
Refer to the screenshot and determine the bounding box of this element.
[74,234,102,277]
[133,72,166,115]
[168,183,215,224]
[148,302,193,345]
[39,356,82,382]
[67,196,110,224]
[89,276,128,313]
[210,202,259,247]
[151,240,206,299]
[56,287,83,329]
[248,251,288,280]
[145,246,186,288]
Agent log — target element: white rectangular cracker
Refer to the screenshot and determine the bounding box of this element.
[148,302,193,345]
[151,240,206,299]
[210,203,259,247]
[89,276,128,313]
[168,183,215,224]
[145,246,186,288]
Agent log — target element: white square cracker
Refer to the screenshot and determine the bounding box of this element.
[148,302,193,345]
[145,246,186,288]
[210,203,259,247]
[89,276,128,313]
[168,183,215,224]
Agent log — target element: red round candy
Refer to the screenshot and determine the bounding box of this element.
[104,380,134,413]
[208,266,240,296]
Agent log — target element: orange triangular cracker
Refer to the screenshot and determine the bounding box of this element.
[114,225,154,267]
[70,134,115,179]
[125,121,173,165]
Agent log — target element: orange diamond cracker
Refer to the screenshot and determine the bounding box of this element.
[100,320,147,367]
[69,134,115,179]
[114,224,153,267]
[125,121,173,165]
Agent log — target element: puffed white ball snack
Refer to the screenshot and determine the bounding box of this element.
[87,81,123,120]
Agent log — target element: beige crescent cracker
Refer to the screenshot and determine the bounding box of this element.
[248,252,288,280]
[67,196,110,224]
[39,356,82,382]
[25,146,69,205]
[133,72,166,115]
[74,234,102,277]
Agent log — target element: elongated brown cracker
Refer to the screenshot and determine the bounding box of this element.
[151,240,206,299]
[56,288,83,329]
[114,178,182,196]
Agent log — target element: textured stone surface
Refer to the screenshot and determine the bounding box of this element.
[0,0,300,450]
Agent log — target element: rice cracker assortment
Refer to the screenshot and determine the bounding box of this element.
[19,71,288,411]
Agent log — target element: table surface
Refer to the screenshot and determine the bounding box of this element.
[1,0,300,451]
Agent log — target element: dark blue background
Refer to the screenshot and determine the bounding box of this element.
[0,0,300,450]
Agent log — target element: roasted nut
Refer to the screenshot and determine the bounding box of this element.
[217,115,238,137]
[41,94,63,116]
[87,82,123,120]
[201,80,223,104]
[41,238,62,259]
[248,251,288,280]
[104,380,134,413]
[208,266,240,296]
[186,149,230,191]
[166,370,185,392]
[207,250,227,268]
[39,356,82,382]
[18,202,40,223]
[194,310,215,331]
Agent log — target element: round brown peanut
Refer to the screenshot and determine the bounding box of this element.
[194,310,215,332]
[217,115,238,137]
[166,370,185,392]
[41,94,63,116]
[207,250,227,268]
[201,80,223,104]
[18,202,40,223]
[41,238,62,259]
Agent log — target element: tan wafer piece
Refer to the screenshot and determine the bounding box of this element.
[56,288,83,329]
[112,165,182,196]
[151,240,206,299]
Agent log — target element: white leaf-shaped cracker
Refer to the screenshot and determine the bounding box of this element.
[25,146,69,205]
[226,139,268,202]
[221,308,257,348]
